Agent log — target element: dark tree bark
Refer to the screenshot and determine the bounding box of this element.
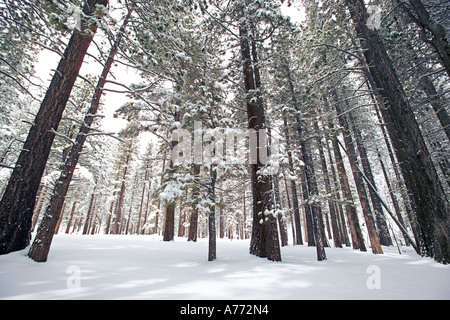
[387,2,450,142]
[113,144,133,235]
[153,155,166,235]
[281,69,303,245]
[345,0,450,263]
[163,203,176,241]
[347,112,393,246]
[163,112,181,242]
[300,169,315,246]
[65,201,77,234]
[273,175,288,247]
[335,99,383,255]
[208,169,217,261]
[137,163,150,235]
[188,210,198,241]
[419,75,450,141]
[28,6,133,260]
[82,193,96,235]
[177,206,186,237]
[219,197,225,239]
[188,164,201,242]
[240,25,281,262]
[31,183,48,232]
[377,151,410,245]
[54,202,65,234]
[105,191,117,234]
[315,122,342,248]
[329,118,367,251]
[325,130,351,247]
[299,137,327,260]
[366,70,421,247]
[141,181,152,234]
[0,0,108,255]
[284,62,326,256]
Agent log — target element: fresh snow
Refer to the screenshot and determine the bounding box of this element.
[0,234,449,300]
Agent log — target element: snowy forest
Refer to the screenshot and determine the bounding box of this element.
[0,0,449,301]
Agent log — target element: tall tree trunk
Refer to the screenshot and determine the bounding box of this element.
[299,136,327,260]
[369,78,420,246]
[188,164,201,242]
[284,60,324,252]
[300,170,314,245]
[137,164,149,234]
[163,113,180,242]
[315,122,343,248]
[82,193,96,235]
[283,175,297,245]
[282,63,305,246]
[268,126,288,247]
[377,151,410,245]
[27,7,132,261]
[0,0,108,255]
[163,202,175,241]
[345,0,450,263]
[335,99,383,254]
[282,110,303,245]
[326,137,351,247]
[322,113,351,247]
[178,205,186,237]
[54,202,65,234]
[154,154,166,235]
[105,191,116,234]
[243,189,247,239]
[219,196,225,239]
[240,25,281,262]
[273,175,288,247]
[329,118,367,251]
[141,180,151,234]
[65,201,77,234]
[31,183,47,231]
[125,175,138,235]
[113,154,130,235]
[348,112,393,246]
[208,169,217,261]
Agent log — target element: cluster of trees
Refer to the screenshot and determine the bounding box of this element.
[0,0,448,264]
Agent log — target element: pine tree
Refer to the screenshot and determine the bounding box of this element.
[334,95,383,254]
[28,7,133,261]
[239,15,281,262]
[344,0,450,263]
[0,0,109,255]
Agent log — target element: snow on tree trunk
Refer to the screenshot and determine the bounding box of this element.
[240,25,281,262]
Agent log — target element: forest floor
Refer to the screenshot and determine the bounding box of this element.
[0,234,449,300]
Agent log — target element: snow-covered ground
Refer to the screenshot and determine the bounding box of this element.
[0,234,449,300]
